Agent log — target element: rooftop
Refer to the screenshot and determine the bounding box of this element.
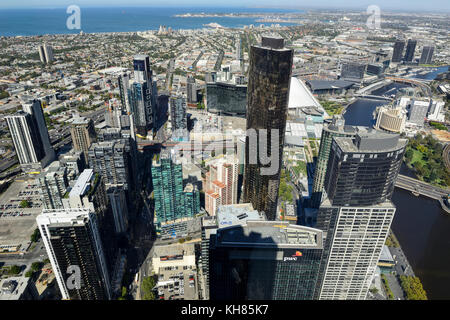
[216,203,263,228]
[69,169,94,197]
[288,77,325,115]
[334,130,407,153]
[217,221,323,249]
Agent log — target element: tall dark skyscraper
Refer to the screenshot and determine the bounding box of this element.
[128,54,158,137]
[391,39,405,63]
[420,46,435,65]
[404,39,417,62]
[315,130,407,300]
[243,35,293,220]
[37,208,112,300]
[311,115,359,209]
[207,205,323,300]
[324,131,406,207]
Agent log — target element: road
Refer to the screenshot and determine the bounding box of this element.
[444,144,450,172]
[395,174,448,200]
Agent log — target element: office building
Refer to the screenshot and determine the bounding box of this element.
[186,75,197,104]
[64,169,118,276]
[88,140,131,191]
[105,99,131,130]
[419,46,435,65]
[243,35,293,221]
[38,161,68,210]
[404,39,417,62]
[37,208,112,300]
[208,208,323,300]
[152,149,200,226]
[340,62,366,83]
[205,155,239,216]
[374,105,407,133]
[206,82,247,115]
[408,99,429,127]
[38,43,54,64]
[117,72,131,112]
[70,116,97,165]
[427,99,445,122]
[324,132,406,207]
[128,54,158,137]
[183,183,201,219]
[170,95,188,141]
[6,99,55,172]
[107,186,129,234]
[59,149,84,177]
[311,115,358,208]
[391,40,405,63]
[315,131,407,300]
[366,63,384,76]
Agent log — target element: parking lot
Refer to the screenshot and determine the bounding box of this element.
[0,180,42,219]
[156,266,199,300]
[0,179,43,253]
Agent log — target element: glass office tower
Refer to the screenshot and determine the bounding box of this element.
[243,35,293,221]
[315,131,407,300]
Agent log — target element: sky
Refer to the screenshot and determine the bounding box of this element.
[0,0,449,12]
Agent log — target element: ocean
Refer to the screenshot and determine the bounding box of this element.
[0,7,301,37]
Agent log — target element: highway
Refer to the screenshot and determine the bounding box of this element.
[395,174,450,213]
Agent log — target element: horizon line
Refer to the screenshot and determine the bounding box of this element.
[0,5,448,14]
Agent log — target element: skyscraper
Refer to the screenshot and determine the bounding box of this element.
[70,116,97,165]
[183,183,201,219]
[107,186,129,234]
[88,140,131,191]
[205,154,239,216]
[128,54,158,137]
[420,46,435,65]
[6,99,55,172]
[38,161,68,210]
[105,98,131,130]
[243,35,293,220]
[37,208,111,300]
[208,204,323,300]
[169,95,188,141]
[151,149,200,226]
[404,39,417,62]
[391,40,405,63]
[315,131,407,300]
[64,169,118,278]
[186,75,197,104]
[38,43,53,64]
[311,115,358,209]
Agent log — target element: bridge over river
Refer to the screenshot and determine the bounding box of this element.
[395,174,450,214]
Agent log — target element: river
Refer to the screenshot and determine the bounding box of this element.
[343,91,450,299]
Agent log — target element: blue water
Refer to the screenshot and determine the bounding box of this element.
[0,7,301,37]
[409,65,450,80]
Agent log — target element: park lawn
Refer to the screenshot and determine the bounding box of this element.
[409,148,426,167]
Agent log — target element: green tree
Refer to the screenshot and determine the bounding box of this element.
[142,276,157,300]
[8,265,21,275]
[30,228,40,242]
[31,262,42,272]
[20,200,31,208]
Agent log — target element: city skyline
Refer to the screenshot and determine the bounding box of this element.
[0,1,449,12]
[0,3,448,302]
